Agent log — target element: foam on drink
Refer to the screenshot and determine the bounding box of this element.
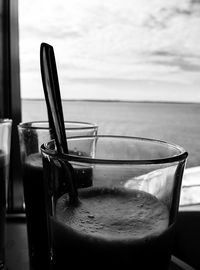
[56,187,169,240]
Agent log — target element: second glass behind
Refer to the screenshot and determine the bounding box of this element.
[18,121,98,270]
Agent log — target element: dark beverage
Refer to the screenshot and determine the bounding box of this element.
[22,153,50,270]
[0,150,8,270]
[52,187,173,270]
[23,152,93,269]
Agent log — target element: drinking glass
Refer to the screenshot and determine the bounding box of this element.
[41,135,188,270]
[0,119,12,270]
[18,121,98,270]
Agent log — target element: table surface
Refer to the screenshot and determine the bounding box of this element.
[5,210,197,270]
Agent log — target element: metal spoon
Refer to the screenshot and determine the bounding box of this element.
[40,42,78,205]
[40,42,68,154]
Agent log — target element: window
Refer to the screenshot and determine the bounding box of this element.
[1,0,200,213]
[18,0,200,167]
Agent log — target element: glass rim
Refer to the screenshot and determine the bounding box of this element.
[0,119,12,124]
[18,120,98,130]
[41,135,188,165]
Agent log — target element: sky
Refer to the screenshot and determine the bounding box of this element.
[19,0,200,102]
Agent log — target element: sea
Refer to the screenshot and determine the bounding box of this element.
[19,0,200,102]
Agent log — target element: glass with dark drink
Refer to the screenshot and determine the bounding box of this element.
[18,121,98,270]
[0,119,12,270]
[41,135,188,270]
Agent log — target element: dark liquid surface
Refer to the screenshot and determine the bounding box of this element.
[53,188,173,270]
[24,152,92,189]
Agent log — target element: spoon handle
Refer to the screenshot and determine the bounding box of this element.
[40,42,68,153]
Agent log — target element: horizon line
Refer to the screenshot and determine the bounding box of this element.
[21,98,200,105]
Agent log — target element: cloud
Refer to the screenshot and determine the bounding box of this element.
[19,0,200,100]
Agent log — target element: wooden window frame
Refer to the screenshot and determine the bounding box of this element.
[0,0,23,213]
